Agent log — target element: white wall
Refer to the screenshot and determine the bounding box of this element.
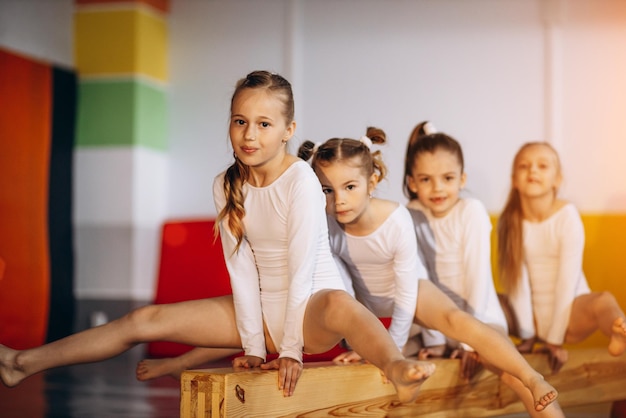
[0,0,74,68]
[556,2,626,212]
[3,0,626,299]
[168,0,626,217]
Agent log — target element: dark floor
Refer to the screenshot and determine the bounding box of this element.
[0,346,180,418]
[0,299,181,418]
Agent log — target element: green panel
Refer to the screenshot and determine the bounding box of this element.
[76,79,167,151]
[135,82,167,151]
[76,80,135,147]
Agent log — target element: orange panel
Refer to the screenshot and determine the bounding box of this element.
[0,48,51,349]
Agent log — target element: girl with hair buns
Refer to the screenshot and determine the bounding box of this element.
[302,127,561,415]
[497,141,626,374]
[0,71,435,402]
[403,121,509,383]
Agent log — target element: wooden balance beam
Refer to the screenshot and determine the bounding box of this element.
[180,348,626,417]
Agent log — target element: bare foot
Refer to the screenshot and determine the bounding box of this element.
[528,375,558,411]
[136,358,184,381]
[385,359,435,403]
[0,344,26,388]
[608,317,626,356]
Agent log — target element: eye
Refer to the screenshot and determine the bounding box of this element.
[420,177,429,183]
[322,187,333,195]
[346,184,356,191]
[232,118,245,126]
[445,175,455,182]
[260,121,270,128]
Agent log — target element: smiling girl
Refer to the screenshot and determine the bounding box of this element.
[402,121,508,382]
[497,142,626,373]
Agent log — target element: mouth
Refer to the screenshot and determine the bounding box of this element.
[240,146,257,154]
[430,197,447,205]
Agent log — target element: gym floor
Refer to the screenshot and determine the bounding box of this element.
[0,346,180,418]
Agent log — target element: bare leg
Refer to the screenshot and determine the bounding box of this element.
[415,280,559,412]
[567,292,626,356]
[136,347,242,381]
[1,296,241,387]
[302,290,435,403]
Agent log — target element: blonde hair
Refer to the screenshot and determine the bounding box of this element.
[216,71,294,252]
[497,141,561,291]
[298,126,387,182]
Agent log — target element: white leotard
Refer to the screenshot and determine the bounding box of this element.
[213,160,345,362]
[507,203,591,345]
[407,198,508,350]
[327,205,427,350]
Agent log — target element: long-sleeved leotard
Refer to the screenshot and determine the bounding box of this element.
[213,161,345,362]
[407,198,508,350]
[507,203,591,345]
[326,204,427,351]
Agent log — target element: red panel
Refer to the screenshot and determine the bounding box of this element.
[0,48,51,349]
[147,220,231,357]
[75,0,170,14]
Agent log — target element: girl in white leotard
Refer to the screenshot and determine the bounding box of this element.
[497,141,626,374]
[402,121,508,382]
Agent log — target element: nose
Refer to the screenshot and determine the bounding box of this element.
[432,178,443,191]
[245,125,257,141]
[334,190,345,206]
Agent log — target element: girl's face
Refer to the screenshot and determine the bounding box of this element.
[512,144,561,198]
[406,148,466,218]
[229,88,295,172]
[315,159,376,227]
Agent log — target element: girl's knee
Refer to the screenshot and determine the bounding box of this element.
[601,291,618,304]
[594,291,619,310]
[124,304,163,327]
[317,289,356,317]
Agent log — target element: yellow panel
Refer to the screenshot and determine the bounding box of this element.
[490,213,626,348]
[74,9,167,81]
[136,10,168,81]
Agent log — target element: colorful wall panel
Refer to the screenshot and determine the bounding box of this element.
[73,0,169,299]
[0,48,76,348]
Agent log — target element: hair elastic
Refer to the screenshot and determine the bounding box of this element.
[307,142,322,163]
[423,121,437,135]
[359,135,373,149]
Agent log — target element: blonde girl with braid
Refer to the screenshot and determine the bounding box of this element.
[299,128,561,415]
[1,71,436,402]
[497,142,626,374]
